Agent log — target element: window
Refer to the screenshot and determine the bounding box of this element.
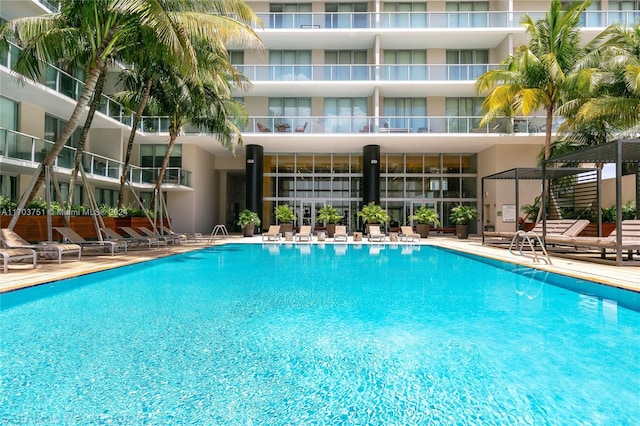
[445,98,484,132]
[382,2,426,28]
[325,3,368,28]
[0,174,18,201]
[324,50,368,80]
[446,50,489,80]
[324,98,367,133]
[269,50,311,81]
[561,2,601,26]
[609,1,640,25]
[382,98,426,132]
[44,115,81,168]
[268,98,311,131]
[446,2,489,27]
[383,50,427,80]
[270,3,312,28]
[140,145,182,183]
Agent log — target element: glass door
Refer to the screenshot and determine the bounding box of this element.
[298,200,328,229]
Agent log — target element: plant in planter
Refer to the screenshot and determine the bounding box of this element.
[275,204,296,234]
[408,206,440,238]
[238,209,261,237]
[449,204,479,239]
[357,202,390,233]
[316,205,344,237]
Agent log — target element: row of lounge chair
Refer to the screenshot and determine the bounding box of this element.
[484,219,640,264]
[260,225,422,242]
[0,225,202,273]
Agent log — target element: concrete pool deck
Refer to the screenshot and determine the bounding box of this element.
[1,235,639,294]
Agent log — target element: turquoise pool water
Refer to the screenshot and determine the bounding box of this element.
[1,243,639,424]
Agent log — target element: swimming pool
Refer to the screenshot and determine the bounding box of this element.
[1,243,639,424]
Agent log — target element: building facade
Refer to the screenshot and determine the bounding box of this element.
[1,1,635,234]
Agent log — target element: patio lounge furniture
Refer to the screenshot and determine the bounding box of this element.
[484,219,590,242]
[399,226,421,242]
[53,227,126,256]
[257,122,272,132]
[159,225,203,244]
[295,122,308,133]
[100,227,157,250]
[138,226,181,244]
[1,248,36,273]
[471,122,501,133]
[295,225,313,242]
[367,225,386,242]
[1,228,82,263]
[119,227,167,248]
[262,225,282,241]
[544,220,640,260]
[333,225,348,242]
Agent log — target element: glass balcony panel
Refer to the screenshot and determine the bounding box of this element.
[59,73,77,99]
[57,146,75,169]
[107,161,120,179]
[33,139,49,163]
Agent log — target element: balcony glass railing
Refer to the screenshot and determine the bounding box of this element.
[236,64,498,81]
[245,116,554,134]
[1,41,133,125]
[0,128,192,187]
[257,10,640,30]
[36,0,60,12]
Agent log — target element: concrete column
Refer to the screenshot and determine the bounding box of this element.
[362,144,380,205]
[245,144,263,228]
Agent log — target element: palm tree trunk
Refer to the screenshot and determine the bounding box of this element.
[149,129,179,210]
[544,106,554,160]
[24,62,105,205]
[67,66,107,209]
[118,77,153,208]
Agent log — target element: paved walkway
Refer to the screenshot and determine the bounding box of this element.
[2,235,639,294]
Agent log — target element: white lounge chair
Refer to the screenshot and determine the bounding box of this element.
[399,226,420,242]
[295,225,313,242]
[262,225,282,241]
[1,228,81,263]
[1,248,36,273]
[367,225,385,242]
[333,225,348,242]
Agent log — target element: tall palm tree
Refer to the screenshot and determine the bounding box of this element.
[1,0,262,209]
[475,0,592,160]
[145,51,249,210]
[566,23,640,135]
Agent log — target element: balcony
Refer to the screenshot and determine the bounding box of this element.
[0,128,192,188]
[255,11,640,30]
[244,116,553,135]
[237,64,500,82]
[1,41,134,126]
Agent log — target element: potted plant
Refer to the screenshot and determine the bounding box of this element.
[238,209,261,237]
[449,204,479,239]
[408,206,440,238]
[316,205,344,238]
[357,202,390,233]
[275,204,296,234]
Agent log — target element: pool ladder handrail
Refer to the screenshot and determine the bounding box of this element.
[508,230,552,265]
[208,224,229,243]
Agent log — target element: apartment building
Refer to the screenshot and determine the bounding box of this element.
[1,1,637,234]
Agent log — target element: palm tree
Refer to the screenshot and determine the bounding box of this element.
[475,0,592,160]
[146,52,249,210]
[564,23,640,136]
[1,0,262,210]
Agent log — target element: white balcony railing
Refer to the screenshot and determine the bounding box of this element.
[241,116,555,134]
[256,10,640,30]
[236,64,501,82]
[1,41,134,125]
[0,128,192,187]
